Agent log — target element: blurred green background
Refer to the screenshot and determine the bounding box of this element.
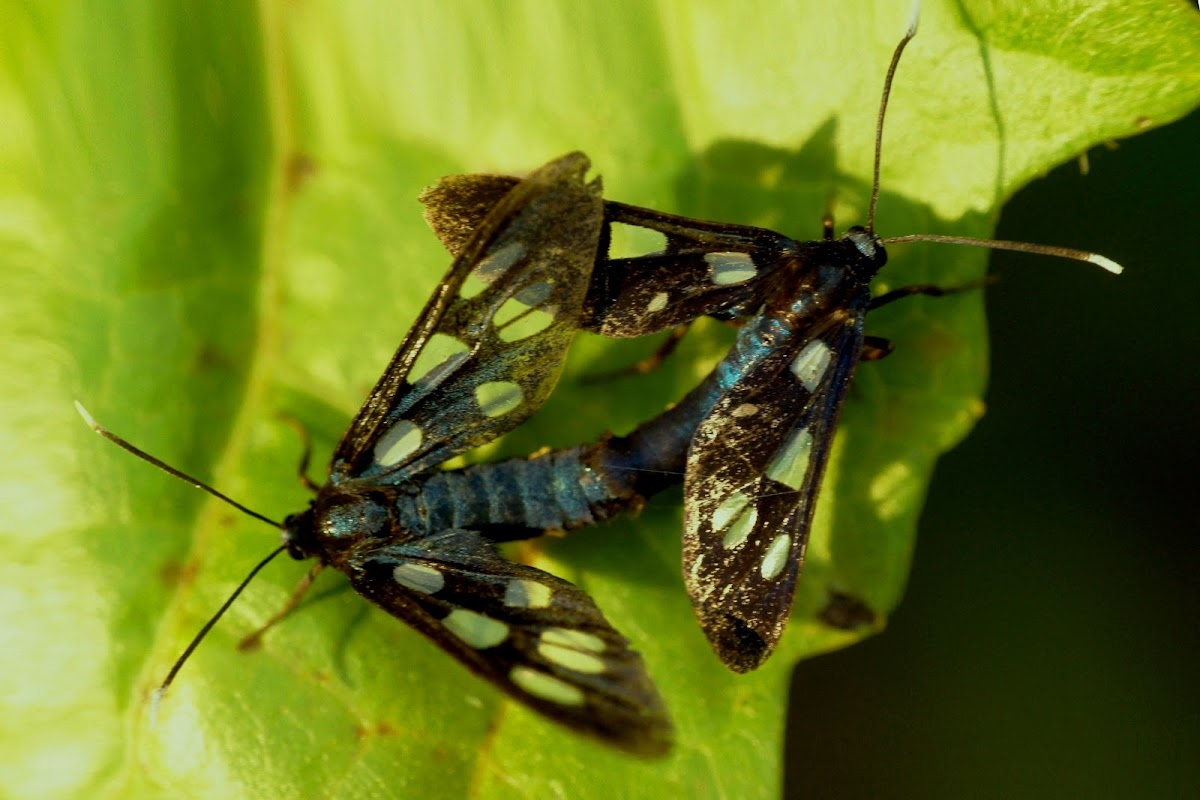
[3,2,1197,798]
[786,108,1200,798]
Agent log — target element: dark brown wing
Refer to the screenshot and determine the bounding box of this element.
[341,528,673,756]
[683,311,865,672]
[332,153,603,482]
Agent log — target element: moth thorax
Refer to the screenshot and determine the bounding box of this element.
[312,489,392,546]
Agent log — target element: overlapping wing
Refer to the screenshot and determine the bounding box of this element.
[332,153,603,483]
[420,171,801,338]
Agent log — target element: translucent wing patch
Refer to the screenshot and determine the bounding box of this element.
[683,312,866,672]
[582,203,801,337]
[420,171,808,338]
[342,528,673,756]
[332,153,604,482]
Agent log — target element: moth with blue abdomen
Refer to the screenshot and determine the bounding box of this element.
[417,16,1122,673]
[78,152,674,757]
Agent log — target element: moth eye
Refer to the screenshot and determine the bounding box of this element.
[704,252,757,286]
[460,240,528,299]
[764,427,814,490]
[510,667,586,706]
[442,609,509,649]
[759,534,791,580]
[789,339,833,391]
[373,420,424,467]
[475,381,523,418]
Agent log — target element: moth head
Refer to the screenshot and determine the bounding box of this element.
[281,507,317,560]
[843,226,888,280]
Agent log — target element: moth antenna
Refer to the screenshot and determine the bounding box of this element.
[880,234,1124,274]
[862,1,1122,277]
[866,1,921,234]
[151,543,289,709]
[75,401,292,709]
[74,400,281,528]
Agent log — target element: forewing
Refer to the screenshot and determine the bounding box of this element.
[420,172,802,337]
[342,528,673,757]
[332,153,603,482]
[682,312,866,672]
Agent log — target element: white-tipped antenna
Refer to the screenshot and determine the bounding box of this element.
[75,401,289,703]
[906,0,922,39]
[861,1,1122,277]
[865,2,921,234]
[881,234,1124,274]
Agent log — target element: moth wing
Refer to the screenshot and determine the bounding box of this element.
[344,529,673,757]
[683,313,865,672]
[420,172,520,260]
[584,202,801,337]
[420,172,805,338]
[332,153,603,482]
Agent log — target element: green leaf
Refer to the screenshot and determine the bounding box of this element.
[2,2,1197,799]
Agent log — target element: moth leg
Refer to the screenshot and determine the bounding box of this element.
[868,276,994,311]
[581,324,690,384]
[860,335,895,361]
[279,415,320,493]
[237,562,325,651]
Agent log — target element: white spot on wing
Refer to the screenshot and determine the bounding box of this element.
[408,333,470,386]
[760,534,791,580]
[705,252,757,286]
[504,578,552,608]
[392,562,445,594]
[646,291,669,313]
[731,403,759,418]
[442,609,509,649]
[374,420,423,467]
[790,340,832,392]
[538,642,606,675]
[768,429,816,491]
[724,510,758,549]
[475,381,523,418]
[713,491,759,549]
[765,428,813,490]
[493,296,555,342]
[541,628,606,653]
[511,667,585,706]
[538,628,608,674]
